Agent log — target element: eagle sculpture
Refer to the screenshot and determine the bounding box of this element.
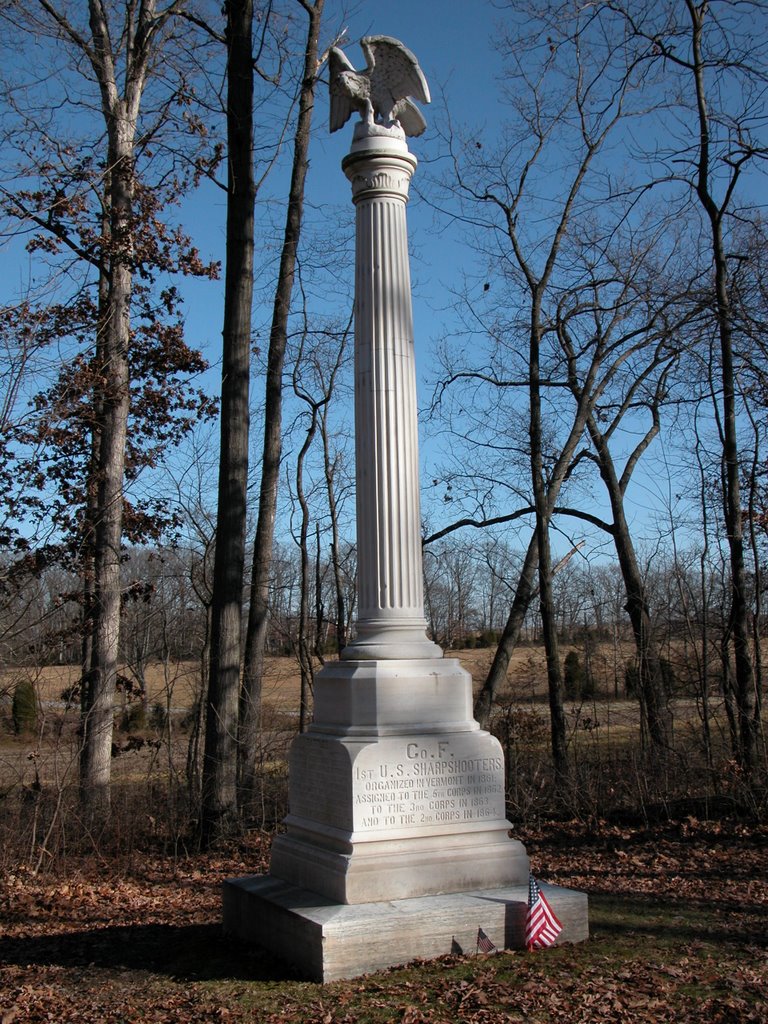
[328,35,431,137]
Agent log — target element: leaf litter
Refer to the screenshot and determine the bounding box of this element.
[0,821,766,1022]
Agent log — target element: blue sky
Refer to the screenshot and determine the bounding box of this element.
[178,0,505,381]
[0,0,682,557]
[171,0,513,534]
[3,0,760,564]
[0,0,512,552]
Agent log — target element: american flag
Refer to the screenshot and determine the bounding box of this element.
[526,874,563,950]
[476,927,497,954]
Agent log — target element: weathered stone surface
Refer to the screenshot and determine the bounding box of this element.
[223,877,589,982]
[269,655,529,904]
[309,658,475,736]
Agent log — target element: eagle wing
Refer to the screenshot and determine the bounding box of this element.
[361,35,430,133]
[391,97,427,138]
[328,46,359,133]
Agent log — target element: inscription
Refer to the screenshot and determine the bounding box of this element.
[353,738,505,831]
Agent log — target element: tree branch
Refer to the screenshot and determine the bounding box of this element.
[423,504,613,546]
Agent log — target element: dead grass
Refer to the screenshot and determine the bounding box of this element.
[0,647,763,831]
[0,654,315,711]
[0,639,630,708]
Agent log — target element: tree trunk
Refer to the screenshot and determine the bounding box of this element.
[201,0,255,845]
[80,186,110,723]
[474,535,539,728]
[473,391,598,731]
[320,391,348,653]
[79,115,134,816]
[529,308,568,780]
[686,0,757,771]
[294,400,317,734]
[239,0,325,801]
[586,415,672,750]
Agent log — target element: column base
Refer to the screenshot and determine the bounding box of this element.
[309,656,475,735]
[341,619,443,661]
[270,820,529,905]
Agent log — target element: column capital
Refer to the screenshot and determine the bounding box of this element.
[342,135,417,204]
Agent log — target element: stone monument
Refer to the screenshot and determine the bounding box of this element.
[223,35,588,981]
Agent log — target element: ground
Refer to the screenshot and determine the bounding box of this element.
[1,819,766,1023]
[1,652,766,1020]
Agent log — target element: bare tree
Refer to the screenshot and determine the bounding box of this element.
[318,314,354,654]
[430,4,660,774]
[201,0,258,844]
[609,0,768,769]
[287,302,351,730]
[553,235,694,750]
[238,0,326,804]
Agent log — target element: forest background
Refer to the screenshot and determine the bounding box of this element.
[0,0,767,862]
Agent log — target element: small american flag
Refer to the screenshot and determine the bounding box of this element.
[526,874,563,950]
[476,927,497,954]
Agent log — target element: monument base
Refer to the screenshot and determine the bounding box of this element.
[227,655,589,980]
[268,657,529,904]
[270,824,529,905]
[223,876,589,982]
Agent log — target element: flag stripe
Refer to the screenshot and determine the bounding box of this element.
[526,874,563,950]
[477,927,497,953]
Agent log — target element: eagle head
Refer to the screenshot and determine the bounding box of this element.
[337,69,370,103]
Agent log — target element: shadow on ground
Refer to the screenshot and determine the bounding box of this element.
[3,892,764,989]
[589,892,768,948]
[0,922,302,983]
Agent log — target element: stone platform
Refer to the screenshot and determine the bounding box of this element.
[223,876,589,982]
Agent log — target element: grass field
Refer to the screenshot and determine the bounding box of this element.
[0,647,522,709]
[0,638,714,714]
[0,645,760,808]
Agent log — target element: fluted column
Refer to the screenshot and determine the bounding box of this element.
[341,132,440,661]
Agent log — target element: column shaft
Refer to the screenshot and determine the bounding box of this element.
[342,137,439,660]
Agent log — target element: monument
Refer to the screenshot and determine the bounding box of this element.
[223,36,588,981]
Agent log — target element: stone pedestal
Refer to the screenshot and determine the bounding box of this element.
[222,123,588,980]
[268,658,529,905]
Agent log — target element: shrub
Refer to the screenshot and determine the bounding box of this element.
[626,658,677,699]
[119,703,147,733]
[150,703,167,732]
[660,657,677,696]
[564,651,584,699]
[60,683,81,706]
[12,679,38,735]
[625,661,639,697]
[563,650,596,700]
[477,629,500,648]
